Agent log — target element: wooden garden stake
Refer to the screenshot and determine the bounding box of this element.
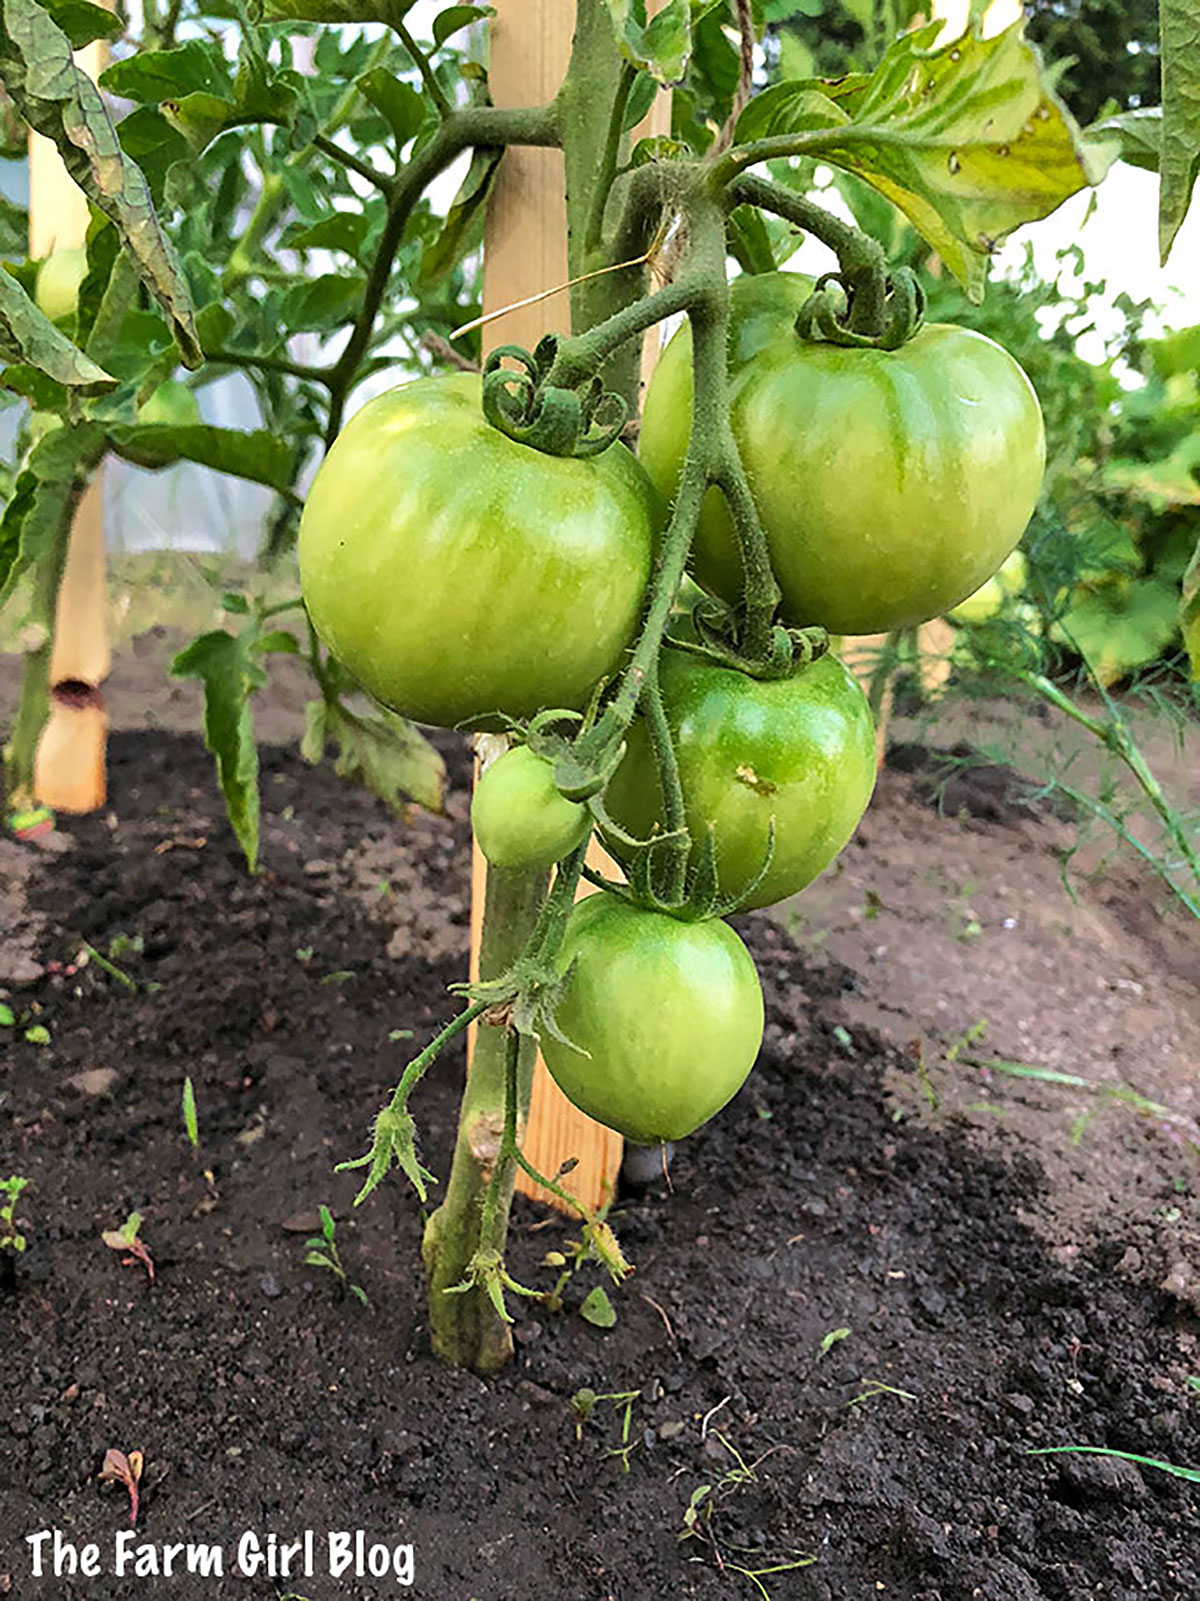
[28,32,110,814]
[467,10,669,1217]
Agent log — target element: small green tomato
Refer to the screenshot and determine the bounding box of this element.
[471,745,590,870]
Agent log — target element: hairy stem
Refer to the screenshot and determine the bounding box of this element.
[423,866,546,1372]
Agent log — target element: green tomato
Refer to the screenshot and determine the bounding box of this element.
[299,374,657,729]
[604,645,876,911]
[471,745,590,869]
[139,379,201,428]
[34,247,87,321]
[542,894,763,1143]
[638,271,1046,636]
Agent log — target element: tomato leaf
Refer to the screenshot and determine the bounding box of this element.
[1054,578,1183,687]
[605,0,691,86]
[0,268,114,393]
[100,41,233,103]
[105,423,297,495]
[306,698,445,816]
[735,20,1112,301]
[1159,0,1200,263]
[0,422,105,610]
[1083,106,1162,175]
[431,4,493,47]
[1182,539,1200,681]
[355,67,427,147]
[418,144,501,291]
[170,627,267,871]
[0,0,200,363]
[38,0,119,46]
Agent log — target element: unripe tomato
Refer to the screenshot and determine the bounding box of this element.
[541,894,763,1143]
[603,646,875,911]
[34,247,87,321]
[471,745,590,869]
[139,379,201,428]
[638,272,1045,636]
[299,374,657,729]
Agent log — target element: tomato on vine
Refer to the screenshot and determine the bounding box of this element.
[472,744,590,870]
[299,373,657,730]
[638,271,1046,637]
[603,645,877,911]
[541,894,764,1144]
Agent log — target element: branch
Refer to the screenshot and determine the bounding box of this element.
[324,100,561,443]
[203,348,333,385]
[389,9,452,121]
[313,132,392,194]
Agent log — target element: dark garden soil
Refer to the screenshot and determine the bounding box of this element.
[1,638,1199,1601]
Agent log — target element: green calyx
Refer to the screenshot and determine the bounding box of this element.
[796,267,926,351]
[673,596,830,681]
[482,337,628,458]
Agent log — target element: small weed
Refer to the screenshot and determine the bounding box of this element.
[570,1387,641,1471]
[107,932,144,959]
[101,1213,156,1284]
[817,1326,851,1358]
[23,1024,50,1046]
[182,1078,199,1148]
[303,1205,368,1306]
[98,1448,143,1525]
[80,941,138,992]
[1,1176,30,1286]
[844,1380,919,1408]
[1028,1445,1200,1485]
[679,1433,813,1596]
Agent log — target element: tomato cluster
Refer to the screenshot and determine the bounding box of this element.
[300,274,1044,1147]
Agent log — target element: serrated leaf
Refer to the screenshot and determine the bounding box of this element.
[0,268,113,392]
[106,423,296,494]
[170,627,266,870]
[735,21,1111,301]
[1182,538,1200,681]
[101,41,232,104]
[356,66,426,146]
[606,0,691,85]
[418,144,501,290]
[579,1286,617,1328]
[0,0,200,362]
[1159,0,1200,263]
[322,700,444,815]
[432,4,492,46]
[40,0,119,47]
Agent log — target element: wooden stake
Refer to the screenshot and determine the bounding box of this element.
[29,33,110,814]
[469,13,670,1217]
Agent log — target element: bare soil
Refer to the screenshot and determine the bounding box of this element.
[1,634,1197,1601]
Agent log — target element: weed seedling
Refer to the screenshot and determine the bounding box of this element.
[1,1175,30,1289]
[98,1448,143,1524]
[570,1387,641,1471]
[678,1433,813,1595]
[101,1213,156,1284]
[303,1205,368,1306]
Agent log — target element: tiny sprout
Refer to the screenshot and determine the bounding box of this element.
[101,1213,156,1284]
[1,1175,30,1254]
[303,1205,369,1306]
[99,1448,143,1525]
[182,1077,199,1148]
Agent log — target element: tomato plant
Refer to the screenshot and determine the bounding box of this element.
[472,744,590,870]
[3,0,1194,1386]
[603,645,876,911]
[540,894,764,1143]
[300,374,656,728]
[639,271,1047,635]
